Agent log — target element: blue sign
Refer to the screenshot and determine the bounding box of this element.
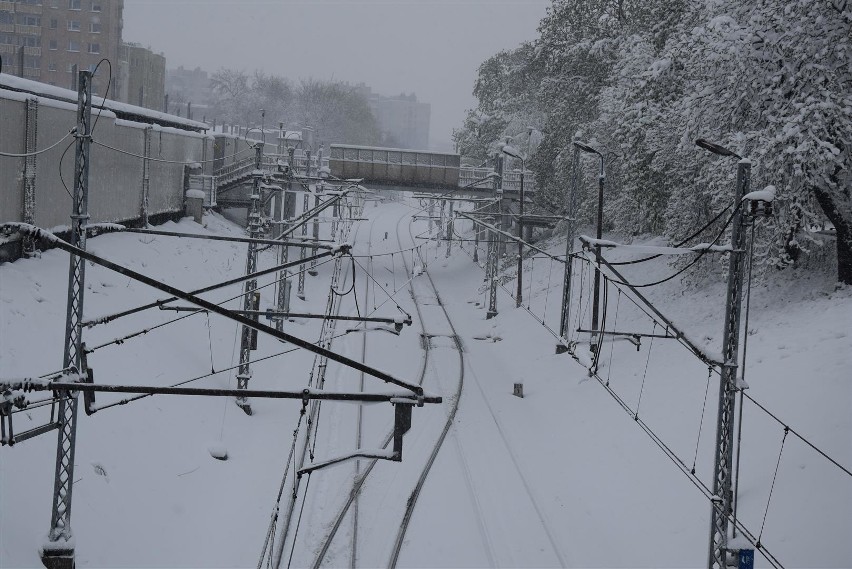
[738,549,755,569]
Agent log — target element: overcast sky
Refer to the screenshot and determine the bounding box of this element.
[123,0,550,150]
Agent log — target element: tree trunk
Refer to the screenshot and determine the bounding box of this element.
[813,185,852,285]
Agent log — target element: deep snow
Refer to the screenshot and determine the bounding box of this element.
[1,199,850,568]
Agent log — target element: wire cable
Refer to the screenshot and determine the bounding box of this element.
[594,202,740,289]
[0,127,76,158]
[610,203,735,266]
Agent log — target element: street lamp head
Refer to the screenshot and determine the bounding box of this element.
[695,138,742,159]
[500,144,524,161]
[573,141,601,156]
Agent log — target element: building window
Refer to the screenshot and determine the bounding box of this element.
[49,39,57,50]
[67,20,80,31]
[49,62,58,72]
[67,63,76,72]
[18,14,41,26]
[49,18,58,29]
[88,43,99,54]
[89,17,100,33]
[69,0,81,10]
[67,40,80,52]
[90,2,101,11]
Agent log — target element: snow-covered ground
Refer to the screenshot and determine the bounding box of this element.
[2,198,850,568]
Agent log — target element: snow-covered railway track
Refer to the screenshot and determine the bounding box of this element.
[384,207,473,568]
[309,203,484,568]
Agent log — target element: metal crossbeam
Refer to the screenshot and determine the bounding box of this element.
[5,223,426,397]
[123,227,333,249]
[10,382,441,405]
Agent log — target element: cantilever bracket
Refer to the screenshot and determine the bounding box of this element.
[297,400,414,477]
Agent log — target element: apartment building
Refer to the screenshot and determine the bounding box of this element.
[0,0,123,98]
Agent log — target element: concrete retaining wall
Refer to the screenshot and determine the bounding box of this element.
[1,77,211,257]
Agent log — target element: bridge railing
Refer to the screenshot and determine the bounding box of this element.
[459,167,536,193]
[213,152,330,191]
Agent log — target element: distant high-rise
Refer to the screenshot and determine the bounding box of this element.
[354,83,431,150]
[0,0,125,98]
[165,65,211,116]
[124,42,164,110]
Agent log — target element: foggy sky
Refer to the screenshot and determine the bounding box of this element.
[123,0,550,150]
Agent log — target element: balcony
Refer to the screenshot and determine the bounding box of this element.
[0,1,13,12]
[15,24,42,35]
[24,68,41,79]
[16,3,43,14]
[0,23,14,32]
[23,46,41,56]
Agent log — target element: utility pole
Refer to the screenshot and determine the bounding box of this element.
[557,147,581,353]
[41,69,91,569]
[297,150,311,300]
[572,142,605,355]
[516,164,525,307]
[708,159,750,569]
[486,154,503,319]
[310,146,323,276]
[275,147,296,332]
[235,144,264,415]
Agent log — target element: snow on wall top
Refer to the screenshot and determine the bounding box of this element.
[0,74,209,131]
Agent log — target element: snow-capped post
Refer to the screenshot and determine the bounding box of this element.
[557,145,581,354]
[22,97,37,257]
[473,203,480,263]
[696,138,749,569]
[573,141,605,358]
[445,200,454,258]
[41,69,92,569]
[235,143,264,415]
[141,126,152,227]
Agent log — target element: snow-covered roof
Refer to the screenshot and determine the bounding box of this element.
[0,73,209,132]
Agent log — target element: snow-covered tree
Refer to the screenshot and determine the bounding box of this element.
[459,0,852,283]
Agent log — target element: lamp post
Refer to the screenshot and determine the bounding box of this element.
[573,141,605,354]
[696,138,751,569]
[501,144,526,308]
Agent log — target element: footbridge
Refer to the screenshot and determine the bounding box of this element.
[328,144,535,197]
[212,142,535,208]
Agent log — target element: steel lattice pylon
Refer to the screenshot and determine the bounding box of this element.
[708,160,750,569]
[558,148,581,349]
[297,192,308,300]
[42,70,92,569]
[235,145,264,414]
